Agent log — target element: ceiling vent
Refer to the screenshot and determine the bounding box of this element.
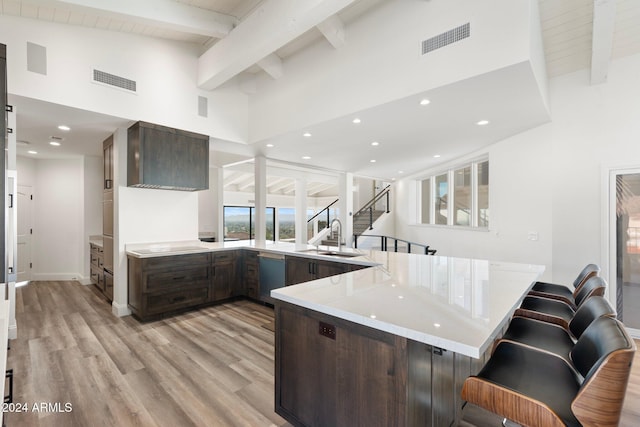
[92,69,137,92]
[421,22,470,55]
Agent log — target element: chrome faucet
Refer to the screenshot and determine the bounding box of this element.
[330,218,342,251]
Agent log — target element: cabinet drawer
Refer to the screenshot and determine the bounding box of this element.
[212,251,236,263]
[90,266,102,285]
[145,267,209,291]
[143,252,210,271]
[146,286,209,314]
[246,264,258,280]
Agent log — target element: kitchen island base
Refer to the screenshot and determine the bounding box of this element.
[274,301,494,427]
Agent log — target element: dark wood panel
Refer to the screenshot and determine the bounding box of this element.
[127,121,209,191]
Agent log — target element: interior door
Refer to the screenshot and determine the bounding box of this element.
[17,184,32,282]
[614,172,640,332]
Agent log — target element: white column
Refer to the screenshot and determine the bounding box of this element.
[254,155,267,242]
[339,172,354,247]
[295,178,308,245]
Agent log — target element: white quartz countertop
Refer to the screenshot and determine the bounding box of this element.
[125,239,543,358]
[125,240,376,266]
[272,252,544,358]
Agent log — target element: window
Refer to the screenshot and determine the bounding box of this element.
[419,159,489,228]
[278,207,295,241]
[223,206,276,241]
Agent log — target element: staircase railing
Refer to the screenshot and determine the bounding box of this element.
[353,234,436,255]
[307,198,339,230]
[353,185,391,232]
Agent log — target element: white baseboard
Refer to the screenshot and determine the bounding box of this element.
[112,301,131,317]
[8,324,17,340]
[31,273,86,282]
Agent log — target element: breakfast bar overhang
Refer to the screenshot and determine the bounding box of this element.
[271,252,544,427]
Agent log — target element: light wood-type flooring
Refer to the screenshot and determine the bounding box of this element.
[5,281,640,426]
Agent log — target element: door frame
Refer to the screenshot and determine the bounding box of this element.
[605,165,640,339]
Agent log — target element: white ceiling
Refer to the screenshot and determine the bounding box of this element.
[3,0,640,194]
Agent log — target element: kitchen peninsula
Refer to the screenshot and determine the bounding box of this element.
[125,241,543,426]
[271,252,544,427]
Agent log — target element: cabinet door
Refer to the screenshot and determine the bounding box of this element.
[212,252,237,301]
[316,259,350,279]
[103,135,114,191]
[285,256,316,285]
[276,305,337,426]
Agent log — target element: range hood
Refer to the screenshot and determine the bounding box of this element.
[127,121,209,191]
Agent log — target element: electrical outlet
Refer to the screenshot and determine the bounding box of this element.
[319,321,336,340]
[527,232,539,241]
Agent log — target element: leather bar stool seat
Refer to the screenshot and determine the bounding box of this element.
[497,296,615,365]
[462,316,636,427]
[515,276,607,329]
[529,264,600,306]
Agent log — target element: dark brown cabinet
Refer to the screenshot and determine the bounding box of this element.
[285,255,367,286]
[243,250,259,300]
[127,250,370,321]
[90,243,104,290]
[211,250,240,301]
[275,301,407,426]
[128,252,211,320]
[102,135,114,286]
[127,121,209,191]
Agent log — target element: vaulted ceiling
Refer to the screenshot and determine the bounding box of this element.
[3,0,640,196]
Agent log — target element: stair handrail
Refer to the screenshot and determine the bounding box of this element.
[354,185,391,218]
[307,198,339,227]
[353,234,436,255]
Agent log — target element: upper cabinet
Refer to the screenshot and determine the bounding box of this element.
[127,121,209,191]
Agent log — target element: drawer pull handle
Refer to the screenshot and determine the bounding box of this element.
[172,276,186,281]
[171,296,186,303]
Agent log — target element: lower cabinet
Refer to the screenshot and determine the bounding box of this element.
[90,243,112,301]
[243,250,260,300]
[275,301,406,426]
[127,249,371,321]
[212,251,241,301]
[128,252,212,321]
[285,255,368,286]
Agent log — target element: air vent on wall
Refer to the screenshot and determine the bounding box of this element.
[421,22,470,55]
[92,69,137,92]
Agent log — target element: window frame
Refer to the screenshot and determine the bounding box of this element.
[418,158,489,230]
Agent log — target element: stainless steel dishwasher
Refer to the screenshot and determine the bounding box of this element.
[258,252,285,304]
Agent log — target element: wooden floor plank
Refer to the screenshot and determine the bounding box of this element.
[7,280,640,426]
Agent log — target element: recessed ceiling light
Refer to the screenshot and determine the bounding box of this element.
[371,141,379,146]
[352,118,361,124]
[28,150,38,154]
[302,156,311,160]
[49,141,61,146]
[370,159,376,163]
[398,171,404,174]
[303,132,312,137]
[57,125,71,131]
[476,120,490,126]
[433,154,441,158]
[434,323,441,328]
[266,143,274,148]
[420,99,430,106]
[370,314,377,319]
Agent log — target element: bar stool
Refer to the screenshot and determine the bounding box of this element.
[528,263,600,306]
[495,296,615,365]
[514,276,607,330]
[462,316,636,427]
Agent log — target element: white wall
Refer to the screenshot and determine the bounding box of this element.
[249,0,540,142]
[394,52,640,286]
[17,157,85,280]
[0,15,248,142]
